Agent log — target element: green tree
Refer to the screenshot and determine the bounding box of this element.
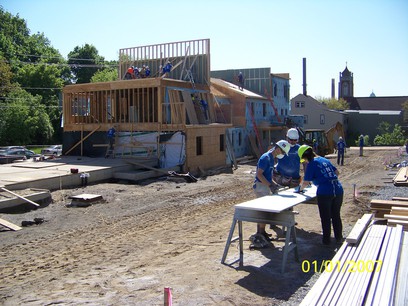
[0,88,53,145]
[0,55,15,96]
[68,44,105,84]
[91,67,119,82]
[316,96,349,110]
[373,123,405,146]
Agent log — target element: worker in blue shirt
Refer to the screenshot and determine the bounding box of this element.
[336,136,346,166]
[275,128,302,187]
[297,145,344,245]
[253,140,291,240]
[359,135,364,156]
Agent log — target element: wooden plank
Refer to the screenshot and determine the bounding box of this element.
[0,187,40,207]
[325,225,386,305]
[394,232,408,305]
[0,217,22,231]
[365,225,403,305]
[385,214,408,221]
[181,91,199,124]
[346,213,373,244]
[371,199,408,207]
[392,197,408,201]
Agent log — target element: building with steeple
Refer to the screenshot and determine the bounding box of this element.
[338,65,354,99]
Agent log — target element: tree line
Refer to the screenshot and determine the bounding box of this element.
[0,7,118,146]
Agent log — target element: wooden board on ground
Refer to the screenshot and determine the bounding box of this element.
[346,213,373,244]
[0,217,22,231]
[392,197,408,202]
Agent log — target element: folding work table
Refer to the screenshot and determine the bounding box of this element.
[221,185,317,273]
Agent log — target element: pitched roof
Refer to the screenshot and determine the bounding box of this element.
[346,96,408,111]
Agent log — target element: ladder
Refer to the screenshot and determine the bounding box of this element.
[105,145,115,158]
[186,69,196,91]
[247,102,264,153]
[264,89,282,123]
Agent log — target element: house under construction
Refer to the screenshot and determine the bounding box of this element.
[62,38,296,173]
[63,39,233,173]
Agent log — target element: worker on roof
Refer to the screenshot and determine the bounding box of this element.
[253,140,290,241]
[274,128,302,188]
[237,71,244,90]
[124,67,135,80]
[297,145,344,245]
[336,136,346,166]
[145,66,150,77]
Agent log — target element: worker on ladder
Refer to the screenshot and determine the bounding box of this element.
[105,126,116,158]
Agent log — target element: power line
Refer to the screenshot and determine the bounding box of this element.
[5,52,118,63]
[1,58,118,68]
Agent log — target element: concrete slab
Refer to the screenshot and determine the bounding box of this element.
[0,156,134,191]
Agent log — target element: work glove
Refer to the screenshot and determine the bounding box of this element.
[269,181,282,194]
[294,186,305,194]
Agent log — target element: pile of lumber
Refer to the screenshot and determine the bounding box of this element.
[393,166,408,186]
[301,215,406,305]
[370,197,408,229]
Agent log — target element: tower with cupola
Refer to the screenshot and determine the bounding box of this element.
[338,65,354,99]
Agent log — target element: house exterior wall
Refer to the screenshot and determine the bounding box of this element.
[211,68,271,97]
[185,125,228,173]
[290,94,347,131]
[345,111,402,145]
[271,74,290,123]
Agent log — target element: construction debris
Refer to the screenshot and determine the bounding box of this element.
[67,194,103,207]
[167,171,198,183]
[393,166,408,186]
[0,217,22,231]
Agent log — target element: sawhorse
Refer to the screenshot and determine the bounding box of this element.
[221,208,298,273]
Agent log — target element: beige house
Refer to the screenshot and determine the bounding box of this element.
[290,94,348,132]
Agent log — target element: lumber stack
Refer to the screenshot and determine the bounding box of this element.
[371,198,408,228]
[393,166,408,186]
[301,223,405,305]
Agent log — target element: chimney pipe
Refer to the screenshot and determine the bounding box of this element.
[331,78,335,98]
[302,58,307,95]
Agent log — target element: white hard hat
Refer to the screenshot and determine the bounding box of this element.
[286,128,299,140]
[276,140,290,155]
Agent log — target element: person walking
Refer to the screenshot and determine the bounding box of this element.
[359,135,364,156]
[297,145,344,245]
[253,140,290,239]
[274,128,302,187]
[336,136,346,166]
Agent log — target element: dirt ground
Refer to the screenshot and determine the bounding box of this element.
[0,147,406,305]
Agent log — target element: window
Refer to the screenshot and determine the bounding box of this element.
[320,114,325,125]
[262,103,266,117]
[219,134,225,152]
[238,132,242,146]
[274,83,277,97]
[196,136,203,155]
[304,115,308,124]
[296,101,305,108]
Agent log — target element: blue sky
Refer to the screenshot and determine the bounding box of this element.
[2,0,408,99]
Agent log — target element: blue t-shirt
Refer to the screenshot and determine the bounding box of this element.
[337,140,346,153]
[254,151,274,184]
[276,144,300,179]
[304,156,343,196]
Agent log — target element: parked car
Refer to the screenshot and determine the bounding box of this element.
[41,145,62,156]
[0,149,37,159]
[0,146,25,153]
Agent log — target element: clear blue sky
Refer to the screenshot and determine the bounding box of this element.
[2,0,408,99]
